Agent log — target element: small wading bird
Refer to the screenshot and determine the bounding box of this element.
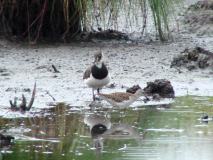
[83,51,110,101]
[98,89,144,108]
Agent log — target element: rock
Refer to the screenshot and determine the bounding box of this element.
[152,93,161,101]
[187,51,199,61]
[171,47,213,71]
[126,85,141,94]
[143,79,175,98]
[171,55,188,67]
[198,56,210,68]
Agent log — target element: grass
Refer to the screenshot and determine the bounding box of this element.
[0,0,181,42]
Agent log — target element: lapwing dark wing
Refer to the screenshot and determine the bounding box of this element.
[83,51,110,101]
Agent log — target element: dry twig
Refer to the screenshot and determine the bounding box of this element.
[9,82,36,112]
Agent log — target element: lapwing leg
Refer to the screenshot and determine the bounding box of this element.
[97,88,100,94]
[97,88,102,94]
[92,88,95,101]
[95,88,102,101]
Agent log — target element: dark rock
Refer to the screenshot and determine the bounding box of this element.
[187,51,199,61]
[126,85,141,94]
[170,55,188,68]
[143,79,175,98]
[152,93,161,101]
[198,56,210,68]
[171,47,213,70]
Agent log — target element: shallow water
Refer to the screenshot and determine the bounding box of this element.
[0,96,213,160]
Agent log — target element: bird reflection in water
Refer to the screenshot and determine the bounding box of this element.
[84,113,143,157]
[84,113,111,155]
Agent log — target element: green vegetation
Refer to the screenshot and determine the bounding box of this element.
[0,0,180,42]
[149,0,172,40]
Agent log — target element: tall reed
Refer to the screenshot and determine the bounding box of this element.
[0,0,180,42]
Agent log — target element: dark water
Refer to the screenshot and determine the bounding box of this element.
[0,96,213,160]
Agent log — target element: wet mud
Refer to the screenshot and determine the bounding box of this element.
[184,1,213,36]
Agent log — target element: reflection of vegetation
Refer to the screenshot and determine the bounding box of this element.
[2,96,213,160]
[0,0,180,42]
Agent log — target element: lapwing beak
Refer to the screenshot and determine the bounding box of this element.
[94,51,103,63]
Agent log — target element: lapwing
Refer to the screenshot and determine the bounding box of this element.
[83,51,110,101]
[98,89,144,107]
[84,114,142,153]
[84,114,111,152]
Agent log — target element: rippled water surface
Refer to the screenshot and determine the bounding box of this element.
[1,96,213,160]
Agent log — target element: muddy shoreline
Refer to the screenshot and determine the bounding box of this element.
[0,33,212,109]
[0,0,213,117]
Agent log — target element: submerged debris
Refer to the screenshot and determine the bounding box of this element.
[201,113,209,120]
[9,82,36,112]
[171,47,213,71]
[200,113,213,123]
[143,79,175,98]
